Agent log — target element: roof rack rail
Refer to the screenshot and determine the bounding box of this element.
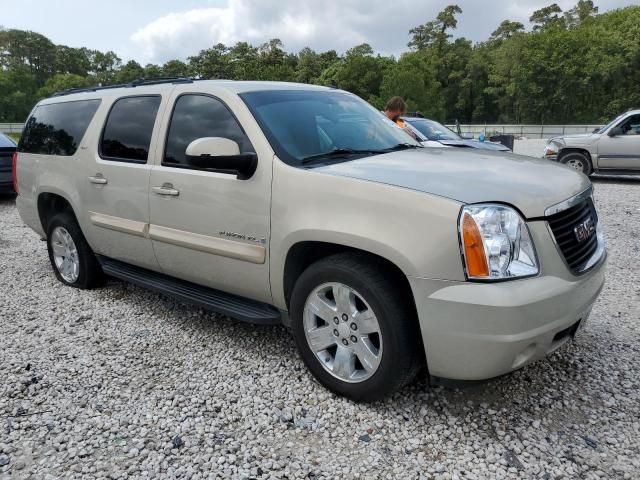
[52,77,194,97]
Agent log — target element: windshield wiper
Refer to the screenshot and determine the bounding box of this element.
[382,143,423,151]
[301,143,422,166]
[301,148,382,165]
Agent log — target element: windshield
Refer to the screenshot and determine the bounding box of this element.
[240,90,421,166]
[406,119,461,141]
[597,113,626,134]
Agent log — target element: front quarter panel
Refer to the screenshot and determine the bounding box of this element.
[269,159,465,310]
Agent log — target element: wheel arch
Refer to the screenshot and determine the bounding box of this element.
[281,241,417,316]
[558,148,592,162]
[37,191,78,233]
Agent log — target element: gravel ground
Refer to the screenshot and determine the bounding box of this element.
[1,160,639,478]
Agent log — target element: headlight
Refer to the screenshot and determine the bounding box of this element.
[543,143,558,157]
[459,204,539,280]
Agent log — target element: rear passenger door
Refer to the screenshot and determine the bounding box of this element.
[80,94,166,270]
[148,91,273,304]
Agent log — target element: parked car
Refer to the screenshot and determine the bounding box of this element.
[543,109,640,175]
[14,78,606,401]
[402,121,450,147]
[403,117,511,151]
[0,132,17,194]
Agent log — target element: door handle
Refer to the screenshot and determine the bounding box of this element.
[88,174,108,185]
[152,183,180,196]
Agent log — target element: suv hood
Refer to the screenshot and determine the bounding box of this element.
[314,148,590,218]
[550,133,599,145]
[438,139,510,151]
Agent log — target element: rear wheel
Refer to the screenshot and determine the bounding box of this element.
[290,253,423,401]
[560,151,592,175]
[46,211,104,289]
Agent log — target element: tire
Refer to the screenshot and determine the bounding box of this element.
[46,211,105,289]
[290,253,423,402]
[560,151,592,175]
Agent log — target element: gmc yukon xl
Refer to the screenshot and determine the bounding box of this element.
[14,78,606,401]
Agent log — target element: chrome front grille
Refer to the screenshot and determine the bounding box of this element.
[546,197,599,273]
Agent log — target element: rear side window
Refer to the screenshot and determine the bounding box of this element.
[100,96,161,163]
[19,100,101,156]
[163,94,254,167]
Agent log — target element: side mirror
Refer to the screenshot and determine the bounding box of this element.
[592,128,600,134]
[185,137,257,180]
[608,126,624,137]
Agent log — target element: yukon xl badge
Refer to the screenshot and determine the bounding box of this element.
[219,230,266,244]
[574,216,595,243]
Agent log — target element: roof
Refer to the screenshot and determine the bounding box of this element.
[403,117,435,122]
[42,77,333,104]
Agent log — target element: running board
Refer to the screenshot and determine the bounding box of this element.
[98,257,282,325]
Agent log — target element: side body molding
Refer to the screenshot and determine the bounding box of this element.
[89,211,149,237]
[88,211,265,264]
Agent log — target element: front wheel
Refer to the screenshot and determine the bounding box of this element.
[560,152,592,175]
[290,253,423,401]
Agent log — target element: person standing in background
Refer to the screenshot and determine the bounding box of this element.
[384,96,416,139]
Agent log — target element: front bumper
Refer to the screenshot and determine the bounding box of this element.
[409,230,606,380]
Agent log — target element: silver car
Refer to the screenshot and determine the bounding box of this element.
[543,109,640,175]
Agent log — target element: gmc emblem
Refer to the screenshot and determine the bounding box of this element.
[574,216,595,243]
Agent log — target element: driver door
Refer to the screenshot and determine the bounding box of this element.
[147,90,273,304]
[598,114,640,171]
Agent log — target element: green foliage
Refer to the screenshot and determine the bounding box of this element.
[36,73,93,98]
[490,20,525,41]
[1,3,639,125]
[530,4,565,30]
[408,5,463,51]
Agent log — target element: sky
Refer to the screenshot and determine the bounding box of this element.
[0,0,633,65]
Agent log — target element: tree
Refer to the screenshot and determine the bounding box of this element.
[143,63,163,78]
[318,44,393,104]
[380,50,443,118]
[490,20,525,41]
[162,59,190,77]
[295,47,338,84]
[256,38,297,81]
[530,4,565,30]
[408,5,462,51]
[85,50,122,84]
[189,43,231,79]
[54,46,91,76]
[565,0,599,27]
[36,73,93,98]
[115,60,144,83]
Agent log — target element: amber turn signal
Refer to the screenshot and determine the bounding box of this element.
[462,212,489,278]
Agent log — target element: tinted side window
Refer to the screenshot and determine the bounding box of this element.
[164,94,254,167]
[621,114,640,135]
[19,100,101,156]
[101,96,161,162]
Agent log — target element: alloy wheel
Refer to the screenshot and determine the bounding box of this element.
[303,282,383,383]
[50,226,80,283]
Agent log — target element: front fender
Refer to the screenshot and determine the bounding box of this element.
[269,160,465,309]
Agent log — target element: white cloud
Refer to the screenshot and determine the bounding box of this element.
[129,0,633,65]
[130,0,423,64]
